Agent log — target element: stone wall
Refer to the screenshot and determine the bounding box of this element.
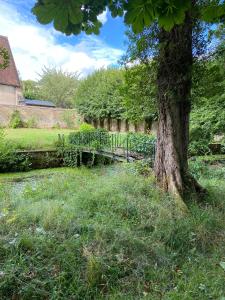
[0,104,81,128]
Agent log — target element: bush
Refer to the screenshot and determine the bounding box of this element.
[68,128,109,150]
[0,129,30,172]
[188,141,211,157]
[128,133,156,156]
[189,126,211,156]
[189,157,225,180]
[79,122,95,133]
[9,110,24,128]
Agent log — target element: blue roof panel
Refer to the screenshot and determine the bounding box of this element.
[24,99,56,107]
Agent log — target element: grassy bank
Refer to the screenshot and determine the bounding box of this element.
[0,164,225,299]
[5,128,73,150]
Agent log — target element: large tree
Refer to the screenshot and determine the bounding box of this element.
[121,63,157,124]
[32,0,225,207]
[74,68,125,121]
[22,80,42,100]
[38,66,80,108]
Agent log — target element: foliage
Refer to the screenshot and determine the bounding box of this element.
[188,125,212,156]
[38,66,79,108]
[126,159,156,176]
[32,0,225,35]
[191,42,225,135]
[58,146,81,167]
[122,25,160,65]
[188,140,211,157]
[78,122,95,133]
[68,128,109,150]
[9,110,24,129]
[22,80,41,100]
[128,133,156,156]
[74,68,125,120]
[0,165,225,298]
[122,64,157,122]
[0,129,30,172]
[189,157,225,181]
[0,47,10,69]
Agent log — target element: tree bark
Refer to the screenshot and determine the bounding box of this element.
[154,13,204,209]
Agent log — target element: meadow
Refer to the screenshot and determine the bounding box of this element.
[5,128,73,150]
[0,162,225,299]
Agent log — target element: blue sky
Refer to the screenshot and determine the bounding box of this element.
[0,0,127,80]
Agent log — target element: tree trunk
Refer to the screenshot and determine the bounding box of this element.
[154,13,203,209]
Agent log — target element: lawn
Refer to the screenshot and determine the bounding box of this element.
[0,163,225,299]
[4,128,74,150]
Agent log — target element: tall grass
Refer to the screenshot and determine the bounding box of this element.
[0,164,224,299]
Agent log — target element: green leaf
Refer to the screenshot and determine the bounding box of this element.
[124,0,155,32]
[158,15,175,31]
[69,1,83,24]
[201,4,225,23]
[53,4,69,32]
[32,3,57,24]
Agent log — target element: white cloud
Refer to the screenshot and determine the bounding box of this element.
[0,2,123,80]
[97,10,108,24]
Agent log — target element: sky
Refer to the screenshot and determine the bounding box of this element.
[0,0,127,80]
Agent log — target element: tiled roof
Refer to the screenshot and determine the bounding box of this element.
[24,99,56,107]
[0,35,21,87]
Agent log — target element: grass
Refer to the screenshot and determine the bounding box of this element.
[4,128,73,150]
[0,163,225,299]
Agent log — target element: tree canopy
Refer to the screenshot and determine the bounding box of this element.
[121,64,157,123]
[22,67,79,108]
[22,80,41,100]
[33,0,224,35]
[74,68,124,120]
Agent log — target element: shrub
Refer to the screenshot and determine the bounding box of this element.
[79,122,95,133]
[68,128,109,150]
[189,125,212,156]
[128,133,156,156]
[188,141,211,157]
[9,110,24,128]
[0,129,30,172]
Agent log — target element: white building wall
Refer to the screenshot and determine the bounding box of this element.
[0,84,22,105]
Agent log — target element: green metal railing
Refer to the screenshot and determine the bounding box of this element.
[59,131,156,163]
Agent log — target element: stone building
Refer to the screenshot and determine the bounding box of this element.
[0,35,23,105]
